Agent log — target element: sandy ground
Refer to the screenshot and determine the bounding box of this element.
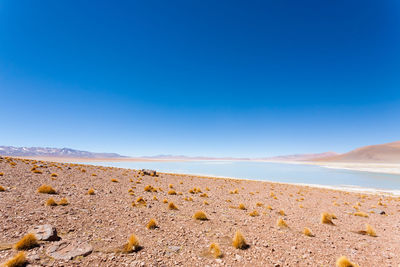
[1,156,399,266]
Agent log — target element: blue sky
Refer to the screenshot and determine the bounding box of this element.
[0,0,399,157]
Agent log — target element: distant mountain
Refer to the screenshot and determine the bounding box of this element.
[0,146,126,158]
[313,141,400,163]
[258,152,339,161]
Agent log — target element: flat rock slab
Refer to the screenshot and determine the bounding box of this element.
[29,224,59,241]
[46,241,93,260]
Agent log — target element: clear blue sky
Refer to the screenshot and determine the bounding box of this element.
[0,0,399,157]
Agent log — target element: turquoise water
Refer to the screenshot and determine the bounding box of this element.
[87,161,400,192]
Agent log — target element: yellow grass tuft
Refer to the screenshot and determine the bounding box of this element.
[193,210,208,220]
[51,173,58,177]
[203,201,209,205]
[209,243,223,258]
[136,197,147,206]
[277,217,288,228]
[256,202,263,207]
[14,233,38,250]
[153,195,158,200]
[279,209,285,216]
[3,252,27,267]
[238,203,246,210]
[146,218,157,229]
[58,198,69,206]
[37,184,56,194]
[232,230,248,249]
[0,172,3,176]
[163,199,168,204]
[249,210,259,217]
[353,211,368,218]
[365,223,376,237]
[169,184,174,188]
[122,234,140,253]
[336,256,359,267]
[168,202,178,210]
[168,189,177,195]
[111,178,119,183]
[46,198,57,206]
[200,193,208,197]
[303,227,314,237]
[266,205,273,210]
[0,185,5,192]
[321,212,334,225]
[87,188,95,195]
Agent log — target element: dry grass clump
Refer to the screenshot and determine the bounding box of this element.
[279,209,285,216]
[146,218,158,229]
[37,184,56,194]
[321,212,334,225]
[0,172,3,176]
[303,227,314,237]
[32,169,43,174]
[209,243,223,258]
[353,211,368,218]
[51,173,58,177]
[163,199,168,204]
[266,205,273,210]
[46,198,57,206]
[193,211,208,220]
[203,201,209,205]
[169,184,174,188]
[232,230,248,249]
[357,223,377,237]
[200,193,208,197]
[144,185,157,192]
[3,252,27,267]
[58,198,69,206]
[256,202,263,207]
[0,185,5,192]
[111,178,119,183]
[277,217,288,228]
[122,234,140,253]
[249,210,259,217]
[168,189,177,195]
[229,189,239,194]
[168,202,178,210]
[238,203,246,210]
[14,234,38,250]
[136,197,147,206]
[87,188,95,195]
[336,256,359,267]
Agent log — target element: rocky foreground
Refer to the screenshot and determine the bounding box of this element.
[0,156,399,266]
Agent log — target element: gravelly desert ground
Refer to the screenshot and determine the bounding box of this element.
[0,156,399,266]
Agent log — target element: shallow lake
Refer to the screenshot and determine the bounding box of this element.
[86,161,400,193]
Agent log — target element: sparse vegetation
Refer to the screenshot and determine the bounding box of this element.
[87,188,95,195]
[303,227,314,237]
[277,217,288,228]
[122,234,140,253]
[209,243,223,258]
[51,173,58,177]
[279,209,285,216]
[14,233,38,250]
[232,230,248,249]
[111,178,119,183]
[168,189,177,195]
[37,184,56,194]
[353,211,368,218]
[249,210,259,217]
[238,203,246,210]
[193,211,208,220]
[46,198,57,206]
[168,202,178,210]
[146,218,157,229]
[58,198,69,206]
[3,252,27,267]
[0,185,5,192]
[321,212,334,225]
[336,256,359,267]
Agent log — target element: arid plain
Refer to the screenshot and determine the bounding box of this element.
[0,156,399,266]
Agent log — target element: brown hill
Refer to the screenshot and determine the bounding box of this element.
[313,141,400,163]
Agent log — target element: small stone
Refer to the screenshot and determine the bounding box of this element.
[46,241,93,260]
[29,225,59,241]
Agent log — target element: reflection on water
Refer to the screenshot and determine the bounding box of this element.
[84,161,400,191]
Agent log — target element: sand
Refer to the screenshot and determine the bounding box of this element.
[0,156,399,266]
